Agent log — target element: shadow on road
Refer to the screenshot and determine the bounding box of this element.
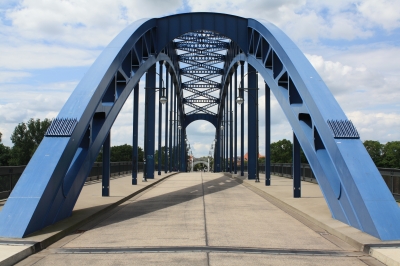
[90,173,239,230]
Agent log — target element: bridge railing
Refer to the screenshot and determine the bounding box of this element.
[255,163,400,198]
[2,162,399,200]
[0,162,143,200]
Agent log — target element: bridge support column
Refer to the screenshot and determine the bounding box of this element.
[225,87,228,172]
[102,132,110,196]
[265,82,271,186]
[158,63,163,176]
[144,64,156,179]
[180,127,186,172]
[174,84,178,171]
[234,66,238,174]
[169,81,174,172]
[230,74,233,173]
[164,68,169,173]
[293,133,301,198]
[248,64,258,180]
[215,130,221,172]
[240,62,244,176]
[132,83,139,185]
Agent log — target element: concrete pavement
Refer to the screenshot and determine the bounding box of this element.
[0,172,176,266]
[12,172,391,265]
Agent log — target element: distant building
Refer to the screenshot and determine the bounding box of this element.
[243,152,265,161]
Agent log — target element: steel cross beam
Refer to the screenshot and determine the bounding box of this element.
[175,30,229,116]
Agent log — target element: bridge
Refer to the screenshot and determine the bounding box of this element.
[0,12,400,265]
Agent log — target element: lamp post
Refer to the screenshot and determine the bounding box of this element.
[236,70,260,182]
[146,85,166,177]
[145,69,168,179]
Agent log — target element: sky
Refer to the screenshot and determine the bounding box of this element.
[0,0,400,158]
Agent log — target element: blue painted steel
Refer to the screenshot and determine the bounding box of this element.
[214,130,221,172]
[144,65,156,179]
[240,63,245,176]
[1,12,399,241]
[293,133,301,198]
[102,133,110,196]
[265,82,271,186]
[132,84,139,185]
[229,75,233,173]
[225,89,228,172]
[164,70,169,173]
[180,127,186,172]
[247,65,258,180]
[168,80,173,172]
[158,63,163,176]
[234,67,238,174]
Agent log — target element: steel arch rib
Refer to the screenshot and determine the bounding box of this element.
[0,12,399,241]
[0,18,180,238]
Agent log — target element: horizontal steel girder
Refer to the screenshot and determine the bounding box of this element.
[183,99,218,103]
[182,83,220,89]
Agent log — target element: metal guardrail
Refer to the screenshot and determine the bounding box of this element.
[1,162,399,200]
[263,163,400,197]
[0,161,143,200]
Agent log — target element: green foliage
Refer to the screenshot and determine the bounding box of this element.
[0,132,11,166]
[9,118,52,166]
[154,146,166,165]
[270,139,292,163]
[381,141,400,169]
[362,140,400,169]
[96,144,143,162]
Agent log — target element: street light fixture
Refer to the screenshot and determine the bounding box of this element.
[236,97,244,105]
[159,96,167,104]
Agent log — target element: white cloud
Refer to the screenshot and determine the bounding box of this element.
[349,111,400,143]
[358,0,400,31]
[0,71,31,82]
[1,0,400,157]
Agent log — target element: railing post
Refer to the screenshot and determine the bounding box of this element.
[102,132,110,197]
[293,133,301,198]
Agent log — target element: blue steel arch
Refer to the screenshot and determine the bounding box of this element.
[0,12,399,241]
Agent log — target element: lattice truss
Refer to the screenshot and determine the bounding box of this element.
[174,30,230,115]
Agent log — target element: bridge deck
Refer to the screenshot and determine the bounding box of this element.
[11,172,393,265]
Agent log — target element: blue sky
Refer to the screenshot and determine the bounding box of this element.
[1,0,400,157]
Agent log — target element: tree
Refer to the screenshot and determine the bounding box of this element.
[154,146,166,165]
[381,141,400,169]
[270,139,292,163]
[0,132,11,166]
[363,140,383,167]
[96,144,144,162]
[9,118,52,165]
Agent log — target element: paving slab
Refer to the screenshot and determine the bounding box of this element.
[14,172,384,266]
[0,172,176,266]
[234,173,400,265]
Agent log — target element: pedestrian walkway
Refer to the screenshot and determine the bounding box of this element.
[11,172,392,265]
[0,172,175,266]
